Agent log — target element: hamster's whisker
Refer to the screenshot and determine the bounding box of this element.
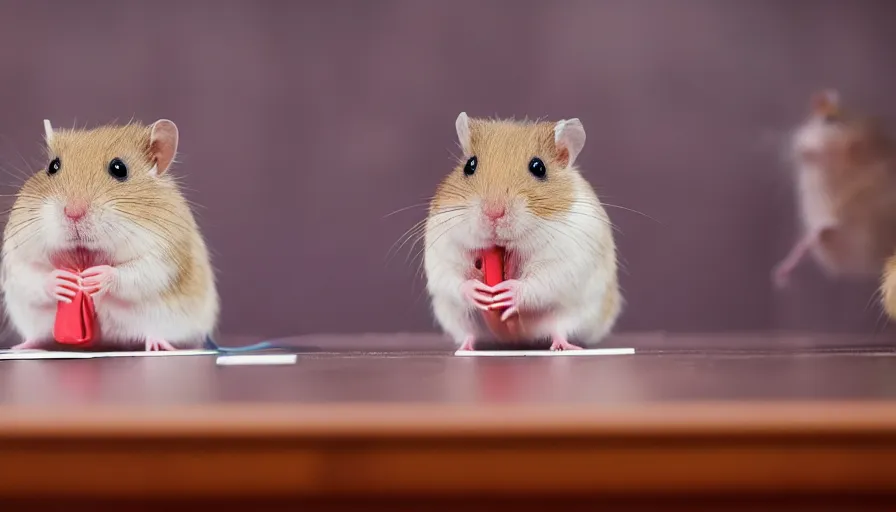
[128,219,180,245]
[109,222,152,259]
[5,223,44,254]
[383,203,433,219]
[112,216,178,243]
[0,193,40,199]
[3,217,42,243]
[0,205,38,215]
[537,214,606,251]
[402,213,466,265]
[0,162,34,183]
[110,209,182,245]
[409,216,466,266]
[110,205,193,233]
[866,286,885,312]
[386,207,468,263]
[116,201,191,220]
[412,214,465,275]
[577,200,659,224]
[433,181,473,198]
[386,218,431,263]
[529,204,620,234]
[535,221,600,258]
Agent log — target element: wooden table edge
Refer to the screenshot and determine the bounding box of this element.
[1,401,896,437]
[1,401,896,498]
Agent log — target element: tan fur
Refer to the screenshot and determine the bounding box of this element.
[6,122,214,307]
[601,271,621,323]
[433,117,575,218]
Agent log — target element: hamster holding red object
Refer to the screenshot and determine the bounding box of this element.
[424,113,621,351]
[1,119,219,351]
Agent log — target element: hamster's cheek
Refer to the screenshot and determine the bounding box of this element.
[457,219,484,247]
[502,198,531,236]
[40,202,66,247]
[794,122,833,155]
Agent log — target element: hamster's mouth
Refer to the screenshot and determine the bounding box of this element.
[49,247,112,270]
[64,224,100,247]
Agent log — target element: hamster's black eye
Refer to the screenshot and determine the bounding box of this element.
[528,157,546,179]
[108,158,128,181]
[47,158,61,176]
[463,156,477,176]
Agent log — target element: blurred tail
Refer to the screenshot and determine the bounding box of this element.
[203,335,275,353]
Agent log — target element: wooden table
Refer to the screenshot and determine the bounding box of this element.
[3,332,896,511]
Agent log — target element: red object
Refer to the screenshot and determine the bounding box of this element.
[479,246,521,341]
[54,286,96,346]
[482,246,505,287]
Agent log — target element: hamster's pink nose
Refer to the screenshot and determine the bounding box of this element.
[64,203,88,222]
[483,204,506,221]
[482,204,506,221]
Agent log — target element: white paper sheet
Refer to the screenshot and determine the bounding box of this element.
[216,354,297,366]
[0,349,217,361]
[454,347,635,357]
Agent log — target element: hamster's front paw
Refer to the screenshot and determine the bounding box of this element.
[772,262,792,289]
[45,269,81,303]
[145,338,176,351]
[489,279,523,321]
[80,265,119,296]
[549,334,582,351]
[458,335,476,351]
[460,279,494,311]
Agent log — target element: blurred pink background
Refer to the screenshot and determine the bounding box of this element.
[1,0,895,339]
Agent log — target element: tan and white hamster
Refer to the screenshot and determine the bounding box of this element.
[1,119,219,351]
[773,90,896,287]
[424,113,621,351]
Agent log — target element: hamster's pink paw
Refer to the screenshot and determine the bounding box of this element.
[458,335,476,351]
[80,265,119,296]
[489,279,522,321]
[145,338,176,351]
[460,279,493,311]
[549,336,582,351]
[46,269,80,303]
[772,263,792,289]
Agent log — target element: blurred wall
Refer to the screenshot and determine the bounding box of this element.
[1,0,896,338]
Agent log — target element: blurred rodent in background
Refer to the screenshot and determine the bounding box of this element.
[773,90,896,289]
[423,113,621,351]
[1,119,219,351]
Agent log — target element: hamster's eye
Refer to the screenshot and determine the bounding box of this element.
[47,158,61,176]
[463,156,477,176]
[108,158,128,181]
[528,157,546,179]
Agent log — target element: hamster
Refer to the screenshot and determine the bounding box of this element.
[1,119,219,351]
[773,90,896,288]
[423,113,621,351]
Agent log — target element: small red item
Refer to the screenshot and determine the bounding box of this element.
[481,246,505,288]
[479,246,521,341]
[53,274,97,346]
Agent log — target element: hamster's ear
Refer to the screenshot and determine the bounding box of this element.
[456,112,473,155]
[554,118,586,168]
[43,119,54,144]
[811,89,839,117]
[149,119,178,176]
